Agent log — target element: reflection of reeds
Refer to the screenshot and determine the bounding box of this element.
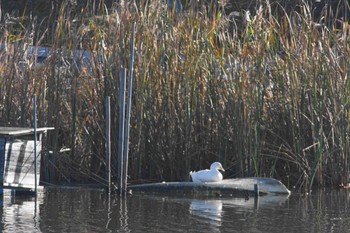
[0,0,349,191]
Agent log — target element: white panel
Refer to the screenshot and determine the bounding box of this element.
[3,139,41,188]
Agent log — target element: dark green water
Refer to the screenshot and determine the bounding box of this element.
[1,187,350,232]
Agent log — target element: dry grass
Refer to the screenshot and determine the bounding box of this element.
[0,0,349,191]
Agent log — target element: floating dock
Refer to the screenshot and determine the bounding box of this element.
[0,127,54,195]
[129,177,290,197]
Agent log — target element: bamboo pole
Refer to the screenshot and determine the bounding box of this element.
[123,22,136,193]
[118,69,127,193]
[33,95,37,195]
[105,96,111,193]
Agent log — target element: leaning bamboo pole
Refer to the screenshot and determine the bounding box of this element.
[122,22,136,194]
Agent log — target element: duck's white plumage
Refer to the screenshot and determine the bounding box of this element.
[190,162,225,183]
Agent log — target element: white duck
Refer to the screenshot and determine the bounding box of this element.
[190,162,225,183]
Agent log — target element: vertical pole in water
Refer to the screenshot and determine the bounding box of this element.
[254,183,259,198]
[123,22,135,194]
[33,95,37,195]
[254,183,259,210]
[105,96,111,193]
[118,69,127,194]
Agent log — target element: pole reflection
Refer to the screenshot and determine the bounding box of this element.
[118,196,130,232]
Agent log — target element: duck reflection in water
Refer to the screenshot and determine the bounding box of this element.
[190,199,223,227]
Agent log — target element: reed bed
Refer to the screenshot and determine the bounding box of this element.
[0,0,349,192]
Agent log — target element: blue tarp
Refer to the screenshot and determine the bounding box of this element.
[0,43,93,73]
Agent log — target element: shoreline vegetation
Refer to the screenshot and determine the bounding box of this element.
[0,0,349,192]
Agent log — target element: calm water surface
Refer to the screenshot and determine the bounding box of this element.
[1,187,350,232]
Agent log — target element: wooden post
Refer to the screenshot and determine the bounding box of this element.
[254,183,259,210]
[254,183,259,198]
[123,22,135,193]
[118,69,127,193]
[105,96,111,193]
[33,95,37,195]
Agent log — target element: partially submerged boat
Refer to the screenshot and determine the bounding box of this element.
[129,177,291,197]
